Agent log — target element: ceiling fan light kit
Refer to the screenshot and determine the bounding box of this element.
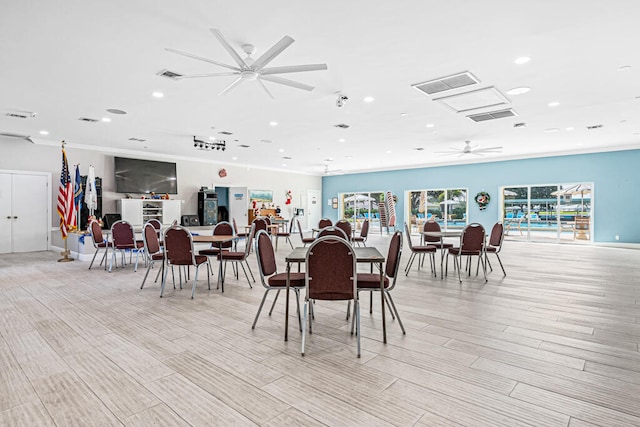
[166,28,328,98]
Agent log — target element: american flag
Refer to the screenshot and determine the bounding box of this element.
[57,146,76,239]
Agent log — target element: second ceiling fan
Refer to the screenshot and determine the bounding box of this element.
[166,28,328,98]
[436,140,503,157]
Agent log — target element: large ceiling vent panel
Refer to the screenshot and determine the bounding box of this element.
[412,71,479,96]
[467,108,517,122]
[434,87,510,113]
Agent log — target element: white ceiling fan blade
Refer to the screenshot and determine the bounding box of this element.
[165,48,241,71]
[251,36,295,70]
[261,64,328,75]
[209,28,249,69]
[218,77,244,96]
[256,79,275,99]
[473,146,503,153]
[260,75,314,91]
[176,72,240,79]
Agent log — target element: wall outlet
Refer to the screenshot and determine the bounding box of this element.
[615,235,620,240]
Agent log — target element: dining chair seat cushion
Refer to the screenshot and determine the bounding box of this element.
[267,272,305,287]
[199,248,224,256]
[356,273,390,289]
[485,246,498,253]
[114,242,143,250]
[97,241,112,248]
[448,247,481,256]
[151,252,164,261]
[411,245,437,253]
[218,251,245,261]
[170,254,208,266]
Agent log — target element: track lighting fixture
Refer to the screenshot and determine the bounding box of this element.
[193,136,226,151]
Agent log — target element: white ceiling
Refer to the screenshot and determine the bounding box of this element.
[2,1,640,175]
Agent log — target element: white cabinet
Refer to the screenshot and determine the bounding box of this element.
[117,199,181,226]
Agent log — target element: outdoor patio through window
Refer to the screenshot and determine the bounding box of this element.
[407,188,468,232]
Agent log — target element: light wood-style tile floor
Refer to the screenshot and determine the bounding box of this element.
[1,233,639,426]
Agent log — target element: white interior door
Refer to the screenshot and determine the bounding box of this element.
[0,174,12,253]
[227,186,248,227]
[306,190,321,231]
[0,173,49,253]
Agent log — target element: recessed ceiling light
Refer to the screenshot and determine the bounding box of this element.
[101,117,111,122]
[278,148,285,153]
[514,56,530,65]
[152,91,164,98]
[565,127,575,131]
[338,138,346,143]
[363,96,375,103]
[426,123,435,128]
[506,87,531,95]
[576,143,584,146]
[385,150,392,154]
[208,136,216,141]
[269,121,278,127]
[617,65,632,71]
[281,163,287,167]
[400,112,409,117]
[548,101,560,107]
[39,130,49,135]
[232,156,238,160]
[544,128,560,133]
[106,108,127,115]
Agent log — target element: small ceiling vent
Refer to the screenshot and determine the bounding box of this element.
[157,69,184,79]
[334,123,350,129]
[5,110,37,119]
[586,124,603,130]
[467,108,517,122]
[78,117,99,122]
[128,137,146,142]
[238,144,250,148]
[412,71,480,96]
[218,131,233,135]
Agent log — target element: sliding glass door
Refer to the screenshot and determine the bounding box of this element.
[340,191,384,232]
[407,188,467,232]
[502,183,592,243]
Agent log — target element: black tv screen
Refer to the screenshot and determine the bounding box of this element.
[114,157,178,194]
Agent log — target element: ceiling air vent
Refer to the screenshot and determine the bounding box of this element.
[5,110,37,119]
[467,108,517,122]
[128,137,146,142]
[218,131,233,135]
[586,124,603,130]
[157,69,184,80]
[412,71,480,96]
[78,117,99,123]
[238,144,250,148]
[334,123,350,129]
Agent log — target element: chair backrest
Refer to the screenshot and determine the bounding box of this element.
[489,222,504,248]
[318,226,348,240]
[255,230,277,281]
[318,218,333,229]
[306,236,356,301]
[288,217,295,233]
[164,225,196,266]
[460,223,485,253]
[403,222,415,250]
[336,219,352,239]
[359,219,370,238]
[386,231,403,279]
[423,220,442,243]
[143,222,161,255]
[90,220,105,246]
[263,216,271,225]
[148,219,162,230]
[213,221,234,249]
[242,223,257,258]
[111,220,135,248]
[253,218,268,233]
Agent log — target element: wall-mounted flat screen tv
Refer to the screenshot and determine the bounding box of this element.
[114,157,178,194]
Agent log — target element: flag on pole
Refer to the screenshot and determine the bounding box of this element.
[57,146,76,239]
[74,164,83,213]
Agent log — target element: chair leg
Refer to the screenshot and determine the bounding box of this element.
[252,289,270,329]
[294,289,302,332]
[301,299,309,356]
[160,263,169,297]
[495,253,506,276]
[89,249,99,270]
[238,261,253,288]
[268,289,281,315]
[154,261,163,283]
[191,266,199,299]
[141,260,153,289]
[355,298,361,358]
[385,291,406,334]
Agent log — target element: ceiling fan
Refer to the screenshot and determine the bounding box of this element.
[436,140,502,157]
[166,28,328,98]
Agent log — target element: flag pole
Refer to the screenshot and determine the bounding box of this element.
[58,141,74,263]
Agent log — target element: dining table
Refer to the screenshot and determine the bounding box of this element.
[192,234,236,290]
[422,229,462,278]
[283,245,387,343]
